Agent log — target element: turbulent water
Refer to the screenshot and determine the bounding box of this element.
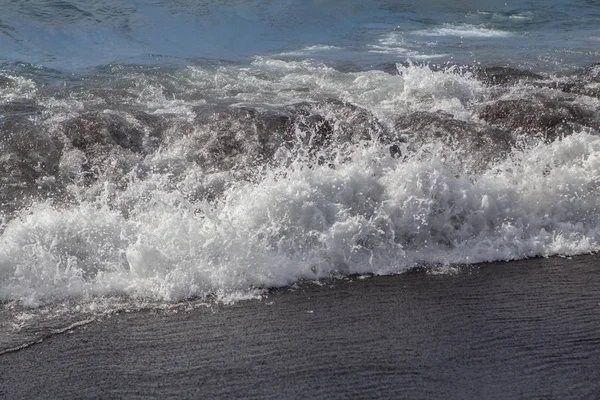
[1,0,600,352]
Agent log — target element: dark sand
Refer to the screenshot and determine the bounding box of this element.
[2,255,600,399]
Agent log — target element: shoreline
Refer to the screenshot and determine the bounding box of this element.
[2,254,600,399]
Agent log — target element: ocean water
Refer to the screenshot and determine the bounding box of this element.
[1,0,600,353]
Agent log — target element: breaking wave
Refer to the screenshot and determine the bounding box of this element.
[1,60,600,308]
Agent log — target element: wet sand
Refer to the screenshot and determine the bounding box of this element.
[2,254,600,399]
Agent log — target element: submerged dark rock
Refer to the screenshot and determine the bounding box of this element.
[189,107,293,170]
[479,96,597,140]
[58,111,168,185]
[551,63,600,99]
[0,75,13,88]
[299,99,390,144]
[395,111,513,169]
[62,112,146,154]
[389,143,402,159]
[188,100,396,171]
[0,117,64,214]
[0,118,62,183]
[0,100,44,119]
[376,62,401,76]
[477,66,544,86]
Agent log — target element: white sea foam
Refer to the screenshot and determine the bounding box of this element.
[507,14,533,21]
[414,24,513,38]
[368,33,445,60]
[182,59,486,121]
[1,60,599,308]
[0,74,38,103]
[1,131,599,306]
[367,45,446,60]
[277,45,344,56]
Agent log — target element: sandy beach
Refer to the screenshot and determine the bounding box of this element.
[2,254,599,399]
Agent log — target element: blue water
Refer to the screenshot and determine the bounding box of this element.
[1,0,599,71]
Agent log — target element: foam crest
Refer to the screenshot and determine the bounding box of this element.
[277,45,344,56]
[183,59,488,121]
[368,33,445,60]
[0,74,38,103]
[395,64,486,120]
[415,24,513,38]
[1,131,599,306]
